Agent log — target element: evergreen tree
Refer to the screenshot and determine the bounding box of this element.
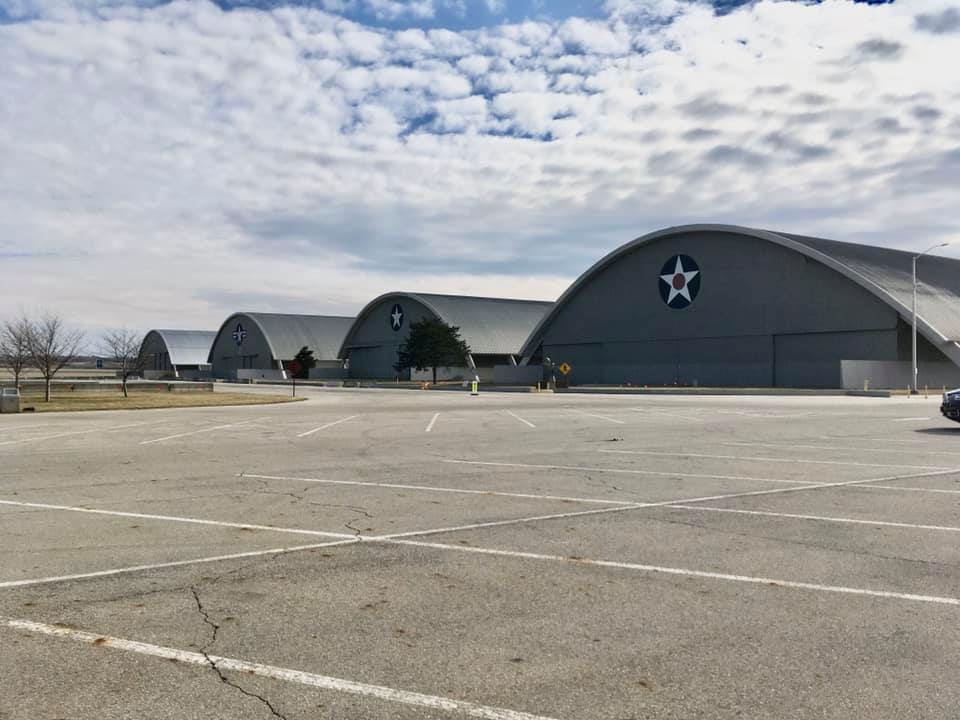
[396,318,470,384]
[292,346,316,379]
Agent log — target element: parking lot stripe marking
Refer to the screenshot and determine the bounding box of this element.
[426,413,440,433]
[6,469,955,593]
[379,503,648,540]
[628,408,704,422]
[442,459,811,485]
[598,448,949,471]
[140,424,237,445]
[892,417,933,422]
[0,421,159,447]
[569,409,626,424]
[1,618,559,720]
[665,504,960,533]
[720,440,960,458]
[297,415,359,438]
[0,500,355,539]
[505,410,536,428]
[853,484,960,495]
[0,540,359,589]
[243,473,633,506]
[381,540,960,607]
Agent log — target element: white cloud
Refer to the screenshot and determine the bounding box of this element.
[1,0,959,334]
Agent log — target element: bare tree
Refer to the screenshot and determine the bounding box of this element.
[25,314,84,402]
[100,329,145,398]
[0,315,31,390]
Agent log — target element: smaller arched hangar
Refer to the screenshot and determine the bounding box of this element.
[208,313,354,380]
[520,225,960,388]
[339,293,554,380]
[139,329,217,380]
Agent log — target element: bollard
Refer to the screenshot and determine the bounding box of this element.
[470,380,479,396]
[924,385,928,399]
[863,378,869,392]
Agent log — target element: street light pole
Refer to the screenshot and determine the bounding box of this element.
[912,242,951,393]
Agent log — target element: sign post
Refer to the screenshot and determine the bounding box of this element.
[287,360,302,397]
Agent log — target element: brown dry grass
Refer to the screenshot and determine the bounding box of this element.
[17,392,304,413]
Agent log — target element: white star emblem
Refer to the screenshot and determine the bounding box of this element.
[391,307,403,330]
[660,256,699,305]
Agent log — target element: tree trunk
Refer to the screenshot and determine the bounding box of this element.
[432,366,437,384]
[14,369,20,391]
[44,376,51,402]
[122,375,128,398]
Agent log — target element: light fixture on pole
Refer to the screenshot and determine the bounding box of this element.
[912,242,951,393]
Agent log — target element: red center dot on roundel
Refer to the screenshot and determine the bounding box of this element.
[672,274,686,290]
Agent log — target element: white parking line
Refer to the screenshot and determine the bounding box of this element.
[297,415,358,438]
[382,539,960,607]
[892,417,933,422]
[597,448,949,471]
[4,469,954,592]
[0,499,355,539]
[505,410,536,428]
[1,617,558,720]
[243,473,633,506]
[0,421,158,447]
[665,504,960,533]
[0,539,359,589]
[629,408,703,422]
[442,459,810,485]
[426,412,440,433]
[720,440,960,458]
[140,423,237,445]
[569,409,625,425]
[853,484,960,495]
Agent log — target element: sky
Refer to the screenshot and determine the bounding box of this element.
[1,0,959,338]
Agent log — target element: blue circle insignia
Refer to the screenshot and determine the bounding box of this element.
[232,323,247,347]
[658,255,701,309]
[390,304,404,331]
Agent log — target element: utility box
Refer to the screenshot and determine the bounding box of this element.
[0,388,22,414]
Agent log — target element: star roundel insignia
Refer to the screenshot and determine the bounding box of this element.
[658,254,701,309]
[390,303,404,331]
[232,323,247,347]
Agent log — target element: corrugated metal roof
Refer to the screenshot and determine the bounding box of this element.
[342,293,555,356]
[220,313,355,361]
[520,224,960,366]
[144,330,217,367]
[779,233,960,343]
[416,293,555,355]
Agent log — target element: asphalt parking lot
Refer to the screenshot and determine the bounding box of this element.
[2,386,959,719]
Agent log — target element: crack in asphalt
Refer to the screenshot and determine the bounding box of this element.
[190,587,289,720]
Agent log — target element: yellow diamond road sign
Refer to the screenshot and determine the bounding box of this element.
[558,362,572,375]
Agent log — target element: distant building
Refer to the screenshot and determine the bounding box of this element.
[208,313,354,380]
[139,329,216,380]
[520,224,960,389]
[338,293,554,381]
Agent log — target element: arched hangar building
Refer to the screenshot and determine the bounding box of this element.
[520,225,960,389]
[139,330,217,380]
[339,293,554,381]
[208,313,354,380]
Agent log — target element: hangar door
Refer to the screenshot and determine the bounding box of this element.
[598,336,774,387]
[773,329,898,388]
[348,344,407,380]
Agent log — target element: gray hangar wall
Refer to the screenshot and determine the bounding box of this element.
[341,296,436,380]
[525,227,953,388]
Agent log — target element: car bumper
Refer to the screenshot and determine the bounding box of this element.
[941,404,960,421]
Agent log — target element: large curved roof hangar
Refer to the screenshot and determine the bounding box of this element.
[521,224,960,388]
